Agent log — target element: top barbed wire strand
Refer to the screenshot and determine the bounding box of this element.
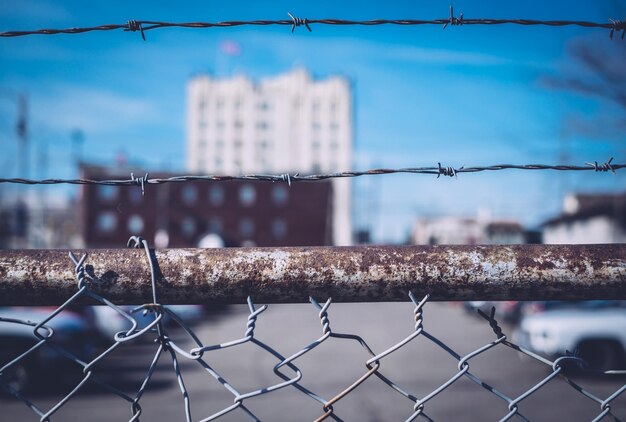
[1,10,625,39]
[0,160,622,189]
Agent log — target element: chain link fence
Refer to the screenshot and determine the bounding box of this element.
[1,237,624,421]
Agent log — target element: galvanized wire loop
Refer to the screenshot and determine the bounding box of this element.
[437,162,457,178]
[288,12,311,32]
[130,172,149,195]
[443,4,464,29]
[609,18,626,39]
[586,157,616,173]
[125,19,146,40]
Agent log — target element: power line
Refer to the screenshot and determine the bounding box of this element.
[1,7,625,39]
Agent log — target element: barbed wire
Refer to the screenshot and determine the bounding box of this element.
[2,6,625,39]
[0,158,621,194]
[1,237,624,421]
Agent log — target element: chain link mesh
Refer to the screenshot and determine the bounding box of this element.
[1,237,624,421]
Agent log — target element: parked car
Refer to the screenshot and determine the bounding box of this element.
[0,307,96,394]
[464,301,523,325]
[513,302,626,371]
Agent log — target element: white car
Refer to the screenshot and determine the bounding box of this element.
[513,303,626,371]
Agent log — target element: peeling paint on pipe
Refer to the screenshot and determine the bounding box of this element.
[0,244,624,305]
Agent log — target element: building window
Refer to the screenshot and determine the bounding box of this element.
[234,98,242,110]
[154,229,169,248]
[182,185,198,205]
[312,122,321,131]
[97,212,117,233]
[256,121,268,130]
[239,185,256,207]
[198,99,206,111]
[272,185,288,206]
[257,140,270,151]
[209,217,222,234]
[239,218,254,238]
[216,120,225,130]
[181,217,196,238]
[98,185,118,201]
[216,98,224,109]
[272,219,287,239]
[330,122,339,131]
[209,186,224,206]
[258,101,270,111]
[234,120,243,129]
[127,215,144,234]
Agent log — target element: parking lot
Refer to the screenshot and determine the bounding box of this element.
[2,302,625,421]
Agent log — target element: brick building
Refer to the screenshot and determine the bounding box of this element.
[80,165,333,248]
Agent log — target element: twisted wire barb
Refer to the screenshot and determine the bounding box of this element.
[2,9,626,38]
[0,159,623,187]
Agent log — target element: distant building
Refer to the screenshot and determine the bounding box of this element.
[484,222,525,245]
[412,217,483,245]
[80,165,333,248]
[186,68,352,245]
[411,217,526,245]
[542,192,626,244]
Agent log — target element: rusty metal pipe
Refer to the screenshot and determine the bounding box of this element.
[0,245,624,305]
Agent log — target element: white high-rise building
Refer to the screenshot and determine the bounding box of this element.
[186,68,353,245]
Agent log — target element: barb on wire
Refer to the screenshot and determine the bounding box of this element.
[0,159,623,187]
[2,8,626,38]
[130,172,149,195]
[609,18,626,39]
[586,157,616,173]
[443,5,463,29]
[125,19,146,40]
[288,12,311,33]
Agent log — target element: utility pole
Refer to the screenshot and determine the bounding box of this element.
[71,129,84,172]
[0,89,29,247]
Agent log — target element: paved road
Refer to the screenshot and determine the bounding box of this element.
[2,302,625,421]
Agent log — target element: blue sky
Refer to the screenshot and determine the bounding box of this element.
[1,1,624,242]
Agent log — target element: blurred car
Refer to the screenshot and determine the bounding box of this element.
[464,301,522,325]
[513,302,626,371]
[0,307,96,394]
[165,305,205,326]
